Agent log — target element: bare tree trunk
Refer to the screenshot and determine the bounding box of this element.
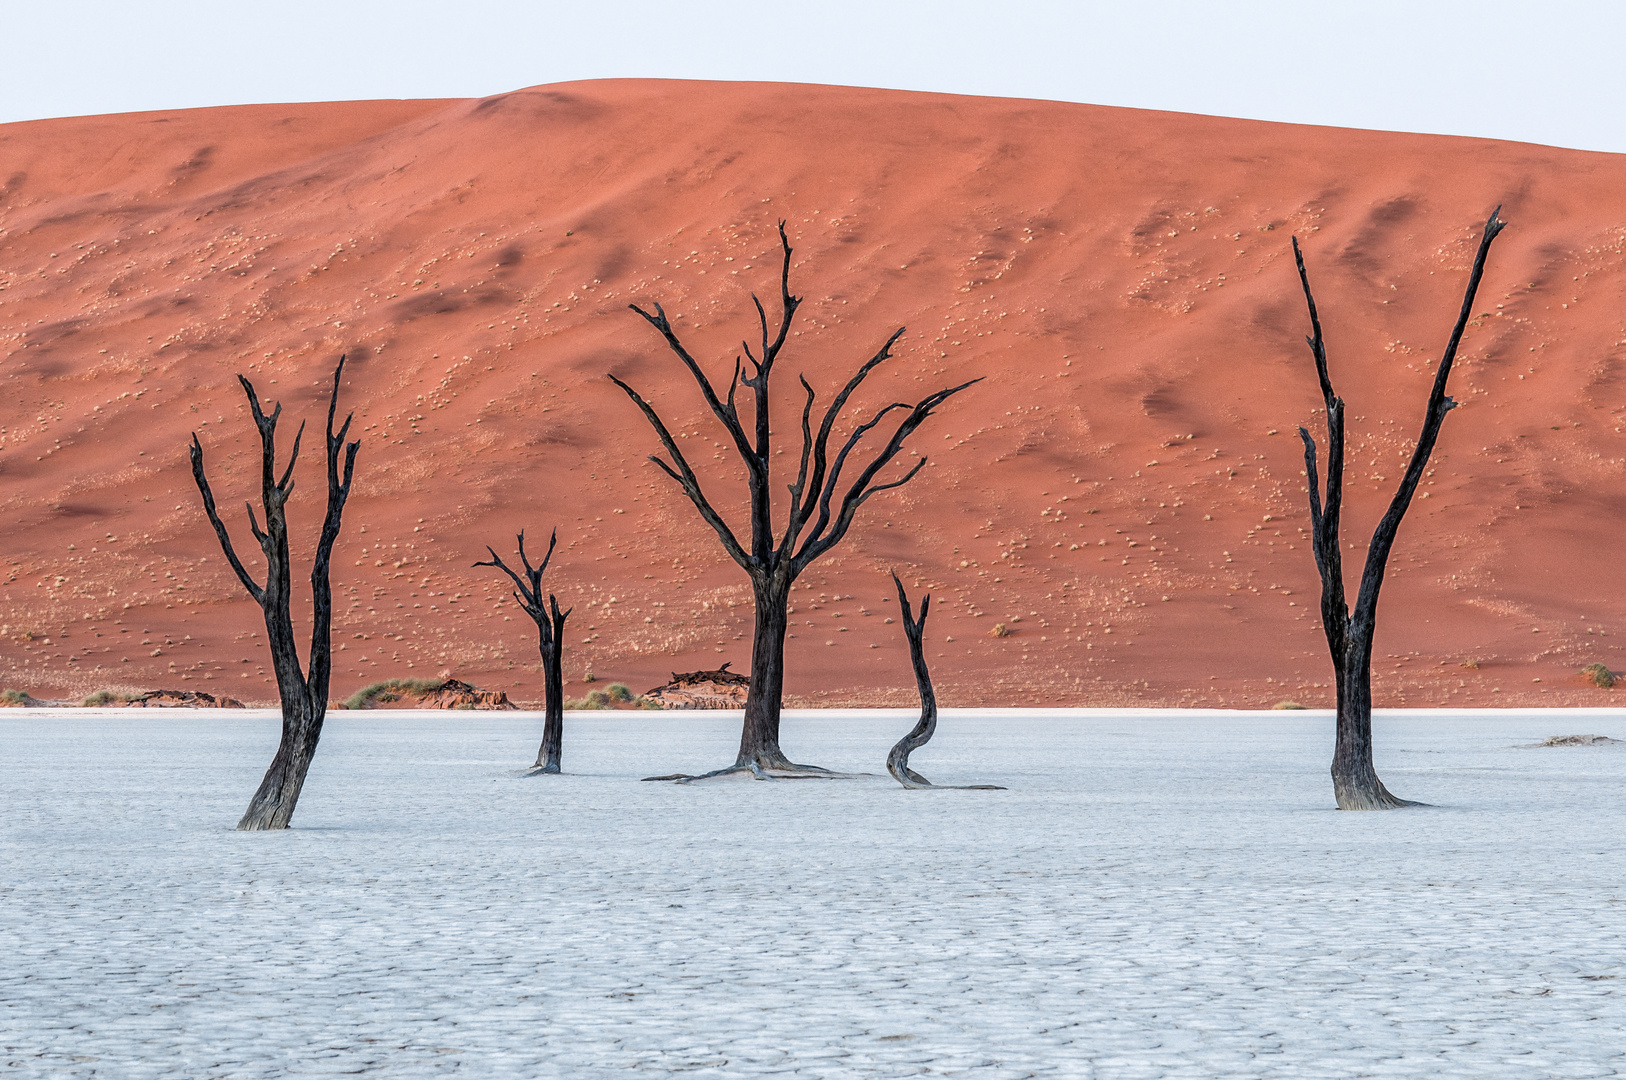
[612,222,978,782]
[237,702,322,830]
[477,530,572,774]
[537,612,564,772]
[192,356,360,830]
[1294,208,1505,810]
[885,573,1002,791]
[886,573,937,787]
[738,574,792,770]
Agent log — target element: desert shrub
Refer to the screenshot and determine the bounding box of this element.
[988,623,1012,638]
[1,688,29,706]
[633,696,665,710]
[567,689,613,710]
[1271,700,1307,710]
[81,689,135,707]
[342,678,443,711]
[1581,663,1616,689]
[605,682,634,702]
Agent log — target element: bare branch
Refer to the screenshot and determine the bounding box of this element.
[627,301,756,464]
[785,375,819,523]
[276,420,305,495]
[306,354,361,707]
[188,434,265,604]
[783,327,908,551]
[608,373,751,569]
[797,378,980,568]
[1354,207,1506,624]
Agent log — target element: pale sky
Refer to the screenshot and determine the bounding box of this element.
[7,0,1624,154]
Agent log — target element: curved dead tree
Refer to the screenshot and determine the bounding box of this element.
[887,573,937,787]
[612,223,978,780]
[476,529,571,773]
[191,356,360,830]
[886,573,1003,791]
[1295,208,1505,810]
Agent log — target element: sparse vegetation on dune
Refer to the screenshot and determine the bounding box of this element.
[81,689,138,707]
[1581,663,1615,689]
[342,678,444,710]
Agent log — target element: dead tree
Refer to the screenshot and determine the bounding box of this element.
[612,223,977,779]
[886,573,1003,790]
[191,356,360,830]
[887,572,937,787]
[476,529,571,773]
[1295,208,1505,810]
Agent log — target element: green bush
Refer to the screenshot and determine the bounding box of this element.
[1,688,29,706]
[1581,663,1616,689]
[605,683,634,702]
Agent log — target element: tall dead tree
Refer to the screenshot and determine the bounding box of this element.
[476,529,571,773]
[886,572,1002,790]
[1295,208,1505,810]
[612,223,977,779]
[191,356,360,830]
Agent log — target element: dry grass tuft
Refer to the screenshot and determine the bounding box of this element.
[342,678,443,711]
[1271,700,1307,710]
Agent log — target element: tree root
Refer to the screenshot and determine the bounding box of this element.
[641,762,874,783]
[1333,774,1427,810]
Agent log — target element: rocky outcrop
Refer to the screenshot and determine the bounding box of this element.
[414,679,516,710]
[642,662,750,710]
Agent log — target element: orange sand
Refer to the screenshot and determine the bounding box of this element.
[2,80,1623,709]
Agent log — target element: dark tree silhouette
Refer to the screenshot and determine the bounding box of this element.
[887,572,938,788]
[476,529,571,773]
[190,356,360,830]
[1295,208,1506,810]
[612,224,978,779]
[886,572,1002,790]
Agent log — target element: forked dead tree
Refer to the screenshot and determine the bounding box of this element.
[476,529,571,773]
[886,573,1002,790]
[612,223,978,780]
[191,356,360,830]
[1295,208,1505,810]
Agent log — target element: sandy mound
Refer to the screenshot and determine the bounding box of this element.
[642,663,750,710]
[3,79,1626,709]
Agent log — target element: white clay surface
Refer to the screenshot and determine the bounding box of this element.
[3,708,1623,1077]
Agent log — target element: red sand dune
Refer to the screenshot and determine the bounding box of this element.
[2,79,1623,709]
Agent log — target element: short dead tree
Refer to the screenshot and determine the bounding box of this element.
[476,529,571,773]
[612,223,977,780]
[886,573,1002,790]
[1294,208,1506,810]
[190,356,360,830]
